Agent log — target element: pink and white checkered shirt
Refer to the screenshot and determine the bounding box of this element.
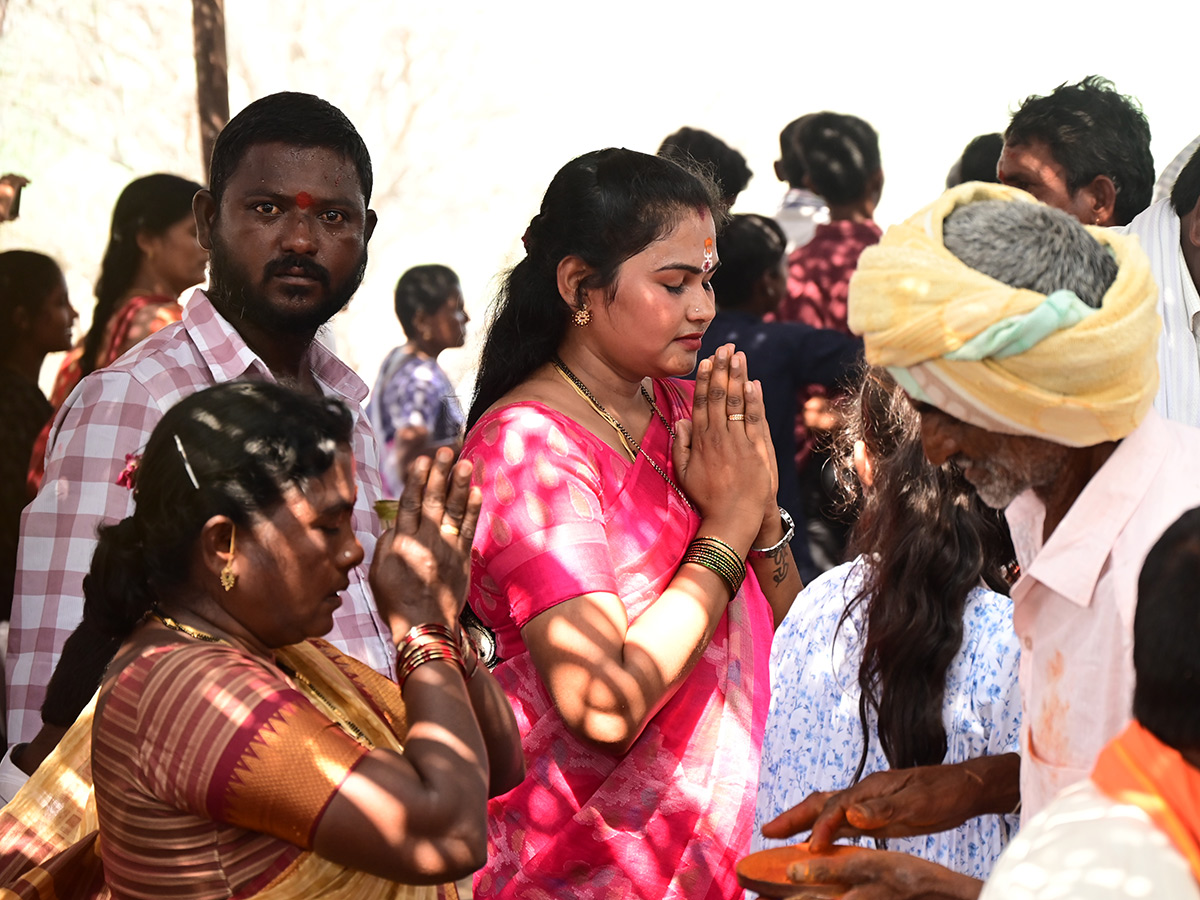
[8,289,395,745]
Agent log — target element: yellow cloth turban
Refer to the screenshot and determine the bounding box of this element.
[847,182,1160,447]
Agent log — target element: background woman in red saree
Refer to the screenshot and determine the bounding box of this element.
[462,148,803,899]
[27,173,208,495]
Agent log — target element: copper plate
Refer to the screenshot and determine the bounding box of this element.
[736,843,869,898]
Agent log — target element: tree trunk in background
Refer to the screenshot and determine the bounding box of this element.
[192,0,228,181]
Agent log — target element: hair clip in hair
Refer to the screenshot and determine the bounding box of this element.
[116,452,142,490]
[702,238,715,272]
[173,434,201,490]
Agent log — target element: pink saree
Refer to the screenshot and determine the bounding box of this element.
[462,379,773,900]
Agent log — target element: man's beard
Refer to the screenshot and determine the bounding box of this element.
[207,231,368,336]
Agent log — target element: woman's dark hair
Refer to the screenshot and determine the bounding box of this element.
[85,173,203,377]
[710,214,786,310]
[777,115,816,189]
[0,250,64,358]
[43,381,353,727]
[658,127,752,201]
[830,367,1015,778]
[394,264,460,338]
[468,148,724,428]
[798,112,881,206]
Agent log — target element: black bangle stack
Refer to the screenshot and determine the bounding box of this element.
[683,536,746,596]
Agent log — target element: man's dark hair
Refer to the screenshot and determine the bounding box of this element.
[797,112,881,206]
[1005,76,1152,226]
[208,92,373,206]
[1133,506,1200,751]
[658,127,752,201]
[948,133,1004,188]
[1170,147,1200,219]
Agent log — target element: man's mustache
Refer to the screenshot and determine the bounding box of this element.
[263,255,331,287]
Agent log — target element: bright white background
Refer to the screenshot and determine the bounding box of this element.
[2,0,1193,397]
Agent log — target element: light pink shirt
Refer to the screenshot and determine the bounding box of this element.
[1005,409,1200,820]
[8,289,394,745]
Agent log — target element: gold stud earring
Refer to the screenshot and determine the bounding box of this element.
[572,306,591,327]
[220,524,237,592]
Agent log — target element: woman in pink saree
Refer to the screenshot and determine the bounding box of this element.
[461,148,803,899]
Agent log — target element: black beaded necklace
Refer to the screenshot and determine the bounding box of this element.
[552,357,694,511]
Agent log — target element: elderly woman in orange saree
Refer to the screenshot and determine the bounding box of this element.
[0,381,522,899]
[461,148,803,899]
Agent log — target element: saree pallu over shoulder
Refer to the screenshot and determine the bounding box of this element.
[463,378,775,900]
[0,639,456,900]
[0,694,105,899]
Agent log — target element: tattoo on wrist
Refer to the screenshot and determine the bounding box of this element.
[768,545,789,586]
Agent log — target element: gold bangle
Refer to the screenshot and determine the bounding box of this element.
[694,535,741,560]
[397,623,466,688]
[397,646,465,686]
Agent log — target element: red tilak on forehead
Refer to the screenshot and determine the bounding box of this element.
[295,191,314,210]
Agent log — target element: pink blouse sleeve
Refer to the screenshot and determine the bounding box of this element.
[465,406,621,628]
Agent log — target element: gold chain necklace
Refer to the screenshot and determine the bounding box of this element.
[152,611,225,643]
[150,611,374,749]
[552,358,695,511]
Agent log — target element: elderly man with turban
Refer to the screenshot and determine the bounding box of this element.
[756,183,1200,900]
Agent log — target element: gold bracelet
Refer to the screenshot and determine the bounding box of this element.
[694,534,741,559]
[396,623,465,688]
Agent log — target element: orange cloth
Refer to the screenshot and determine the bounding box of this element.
[1092,720,1200,880]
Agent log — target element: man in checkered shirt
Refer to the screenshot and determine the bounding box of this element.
[6,92,395,749]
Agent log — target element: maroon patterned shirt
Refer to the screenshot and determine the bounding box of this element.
[779,219,882,332]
